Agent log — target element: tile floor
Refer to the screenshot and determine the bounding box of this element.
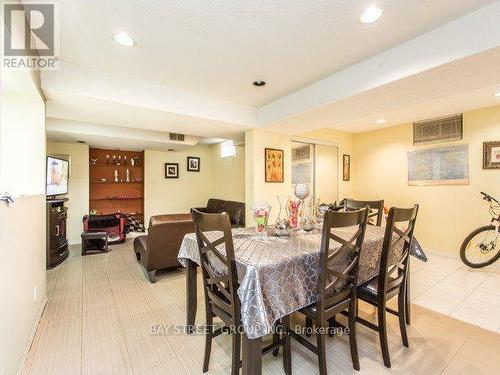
[21,239,500,374]
[410,250,500,333]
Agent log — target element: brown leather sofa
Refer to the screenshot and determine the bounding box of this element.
[134,213,195,283]
[194,198,245,228]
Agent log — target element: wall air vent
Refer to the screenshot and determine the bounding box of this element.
[413,114,463,145]
[169,133,185,142]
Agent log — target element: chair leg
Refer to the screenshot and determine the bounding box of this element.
[273,321,280,357]
[348,299,360,371]
[231,332,241,375]
[316,320,328,375]
[398,287,409,348]
[405,270,411,325]
[377,305,391,368]
[283,315,292,375]
[203,313,213,373]
[305,316,312,337]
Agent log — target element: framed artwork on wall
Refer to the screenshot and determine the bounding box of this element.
[408,144,469,185]
[343,154,350,181]
[165,163,179,178]
[187,156,200,172]
[483,141,500,169]
[265,148,284,183]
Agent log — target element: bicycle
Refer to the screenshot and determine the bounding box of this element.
[460,192,500,268]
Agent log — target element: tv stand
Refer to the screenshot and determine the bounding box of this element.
[46,198,69,269]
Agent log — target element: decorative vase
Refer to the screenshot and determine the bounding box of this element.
[275,195,292,236]
[252,201,271,234]
[294,183,310,201]
[288,200,301,229]
[301,196,317,232]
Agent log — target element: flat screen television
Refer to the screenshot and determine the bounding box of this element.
[46,156,69,197]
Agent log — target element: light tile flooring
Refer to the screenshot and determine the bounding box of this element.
[410,250,500,333]
[21,239,500,374]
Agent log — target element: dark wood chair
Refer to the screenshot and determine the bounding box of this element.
[356,205,419,368]
[345,198,385,226]
[191,209,291,375]
[290,208,369,375]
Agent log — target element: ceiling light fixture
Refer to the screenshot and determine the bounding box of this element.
[253,81,266,87]
[495,91,500,98]
[112,32,136,47]
[360,6,383,24]
[376,119,386,124]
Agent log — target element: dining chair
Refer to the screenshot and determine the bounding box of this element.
[191,209,292,375]
[345,198,385,226]
[356,205,419,368]
[290,208,369,375]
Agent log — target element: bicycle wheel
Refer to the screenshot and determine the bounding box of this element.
[460,225,500,268]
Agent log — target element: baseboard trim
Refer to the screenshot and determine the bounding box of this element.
[16,296,48,375]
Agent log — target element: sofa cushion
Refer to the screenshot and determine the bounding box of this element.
[219,200,244,227]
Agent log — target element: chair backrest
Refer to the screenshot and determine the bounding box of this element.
[378,205,419,296]
[191,209,240,325]
[345,198,384,226]
[317,208,369,317]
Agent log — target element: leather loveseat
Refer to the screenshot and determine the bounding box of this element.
[134,213,195,283]
[194,198,245,228]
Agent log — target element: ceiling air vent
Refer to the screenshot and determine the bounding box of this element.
[169,133,185,142]
[413,114,463,145]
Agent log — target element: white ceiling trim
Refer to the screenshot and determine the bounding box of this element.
[45,118,203,151]
[42,63,258,127]
[258,0,500,126]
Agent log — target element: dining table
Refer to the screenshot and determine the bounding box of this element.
[177,225,425,375]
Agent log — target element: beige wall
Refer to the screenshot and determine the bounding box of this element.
[0,34,46,373]
[144,146,214,224]
[210,143,245,202]
[0,196,47,375]
[46,142,90,244]
[353,105,500,252]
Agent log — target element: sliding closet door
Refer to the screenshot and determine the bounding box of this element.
[314,144,338,204]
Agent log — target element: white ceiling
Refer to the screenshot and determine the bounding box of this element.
[38,0,500,148]
[58,0,494,106]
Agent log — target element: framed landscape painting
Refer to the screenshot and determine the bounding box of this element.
[265,148,284,183]
[408,144,469,185]
[483,141,500,169]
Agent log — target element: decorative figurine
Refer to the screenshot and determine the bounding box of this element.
[117,155,121,165]
[124,155,127,165]
[90,158,97,165]
[114,169,119,182]
[131,158,135,166]
[126,168,130,182]
[112,155,116,164]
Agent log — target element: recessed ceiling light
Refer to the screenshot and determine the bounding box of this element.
[376,119,386,124]
[360,6,383,24]
[495,91,500,98]
[112,32,136,47]
[253,81,266,87]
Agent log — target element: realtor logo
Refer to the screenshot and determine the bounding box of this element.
[2,2,59,70]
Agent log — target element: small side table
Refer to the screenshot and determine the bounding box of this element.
[81,231,108,256]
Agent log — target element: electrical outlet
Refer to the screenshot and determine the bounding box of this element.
[33,286,37,303]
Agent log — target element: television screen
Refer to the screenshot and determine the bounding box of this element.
[46,156,69,196]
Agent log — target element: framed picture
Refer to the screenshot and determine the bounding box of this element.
[408,144,469,185]
[187,156,200,172]
[265,148,284,183]
[483,141,500,169]
[343,154,350,181]
[164,163,179,178]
